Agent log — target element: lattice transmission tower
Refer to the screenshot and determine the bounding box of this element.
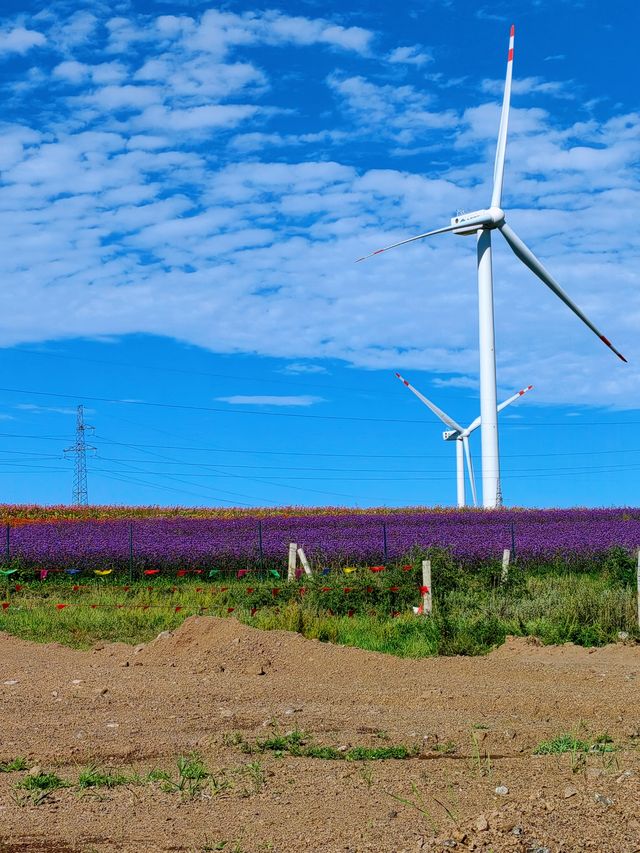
[64,405,96,505]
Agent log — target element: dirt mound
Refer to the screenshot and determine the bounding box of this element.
[137,615,327,676]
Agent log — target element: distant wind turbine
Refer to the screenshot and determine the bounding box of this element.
[359,26,626,508]
[396,372,532,507]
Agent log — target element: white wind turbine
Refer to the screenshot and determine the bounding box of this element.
[358,25,626,508]
[396,372,532,507]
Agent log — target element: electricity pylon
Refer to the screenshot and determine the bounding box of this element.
[64,405,95,505]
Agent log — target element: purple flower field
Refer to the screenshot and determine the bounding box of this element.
[6,508,640,571]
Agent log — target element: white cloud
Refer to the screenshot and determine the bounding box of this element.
[387,45,432,66]
[0,26,45,55]
[0,6,636,413]
[133,103,261,132]
[216,395,325,406]
[186,9,373,57]
[328,74,458,143]
[15,404,79,416]
[229,129,348,153]
[282,363,329,375]
[481,76,573,99]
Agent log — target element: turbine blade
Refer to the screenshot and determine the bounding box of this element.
[462,435,477,507]
[499,223,627,362]
[491,24,515,209]
[395,372,464,433]
[465,414,481,435]
[497,384,534,413]
[356,221,469,263]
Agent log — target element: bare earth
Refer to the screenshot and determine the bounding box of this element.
[0,618,638,853]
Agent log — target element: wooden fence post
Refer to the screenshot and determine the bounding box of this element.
[421,559,432,616]
[637,549,640,630]
[501,549,510,584]
[288,542,297,581]
[297,547,312,576]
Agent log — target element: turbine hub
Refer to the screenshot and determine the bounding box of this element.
[487,206,505,225]
[450,207,504,236]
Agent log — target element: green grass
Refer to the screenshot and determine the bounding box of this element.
[0,554,637,657]
[238,729,418,761]
[77,765,132,789]
[534,733,617,755]
[15,771,70,804]
[0,757,28,772]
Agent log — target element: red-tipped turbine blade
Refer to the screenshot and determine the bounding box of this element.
[356,220,472,263]
[491,24,515,209]
[499,223,627,363]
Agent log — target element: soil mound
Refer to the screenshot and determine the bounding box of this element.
[137,615,319,676]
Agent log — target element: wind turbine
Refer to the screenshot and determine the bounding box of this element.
[396,372,532,507]
[358,25,626,508]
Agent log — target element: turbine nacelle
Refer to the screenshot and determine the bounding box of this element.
[451,207,505,235]
[442,429,460,442]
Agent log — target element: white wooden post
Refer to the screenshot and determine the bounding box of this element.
[288,542,297,581]
[297,547,312,576]
[421,559,432,616]
[636,549,640,630]
[501,549,510,584]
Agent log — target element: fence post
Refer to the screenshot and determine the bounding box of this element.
[637,549,640,631]
[297,547,312,576]
[501,549,510,584]
[288,542,297,581]
[128,523,134,583]
[421,559,432,616]
[4,524,9,564]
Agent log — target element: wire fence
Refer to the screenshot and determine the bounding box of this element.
[3,511,640,578]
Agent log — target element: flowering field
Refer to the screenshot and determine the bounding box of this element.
[2,506,640,573]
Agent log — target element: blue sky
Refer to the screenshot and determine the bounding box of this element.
[0,0,638,508]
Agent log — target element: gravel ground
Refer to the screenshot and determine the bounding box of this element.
[0,617,638,852]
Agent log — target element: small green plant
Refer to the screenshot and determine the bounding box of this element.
[0,757,28,772]
[244,730,417,761]
[359,764,375,788]
[385,781,439,834]
[237,760,265,796]
[432,740,457,755]
[162,752,210,798]
[15,771,69,804]
[534,733,617,755]
[77,765,131,789]
[145,768,172,783]
[469,732,492,776]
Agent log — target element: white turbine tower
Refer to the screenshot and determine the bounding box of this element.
[358,25,626,508]
[396,372,533,507]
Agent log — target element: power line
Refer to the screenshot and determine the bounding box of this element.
[0,429,638,460]
[9,346,370,395]
[1,384,638,427]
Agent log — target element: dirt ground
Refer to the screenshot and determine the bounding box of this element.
[0,618,638,853]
